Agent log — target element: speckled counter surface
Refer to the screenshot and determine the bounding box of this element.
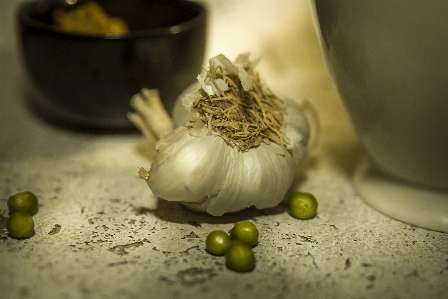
[1,1,447,299]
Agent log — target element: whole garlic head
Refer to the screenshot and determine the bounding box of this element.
[130,53,312,216]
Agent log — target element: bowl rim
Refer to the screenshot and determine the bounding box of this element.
[17,0,207,40]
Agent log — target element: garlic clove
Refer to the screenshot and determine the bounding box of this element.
[183,142,295,216]
[147,127,227,204]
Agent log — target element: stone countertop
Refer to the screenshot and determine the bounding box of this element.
[1,1,447,299]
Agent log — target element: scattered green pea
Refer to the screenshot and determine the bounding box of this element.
[205,230,231,256]
[288,191,318,220]
[229,221,258,247]
[7,191,38,215]
[204,221,259,272]
[7,212,35,239]
[225,241,255,272]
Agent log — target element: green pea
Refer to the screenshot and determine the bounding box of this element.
[7,212,35,239]
[288,191,318,220]
[205,230,231,256]
[230,221,258,247]
[225,242,255,272]
[7,191,38,215]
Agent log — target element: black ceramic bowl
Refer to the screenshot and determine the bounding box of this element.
[17,0,206,130]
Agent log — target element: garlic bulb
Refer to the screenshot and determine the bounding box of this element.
[129,53,312,216]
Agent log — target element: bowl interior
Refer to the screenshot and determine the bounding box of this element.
[21,0,204,37]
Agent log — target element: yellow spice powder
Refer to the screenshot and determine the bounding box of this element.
[53,1,129,35]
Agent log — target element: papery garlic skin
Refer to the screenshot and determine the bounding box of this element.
[282,98,310,165]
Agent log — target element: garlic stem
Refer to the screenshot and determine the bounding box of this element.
[128,89,174,142]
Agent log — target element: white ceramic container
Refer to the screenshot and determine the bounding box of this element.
[312,0,448,232]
